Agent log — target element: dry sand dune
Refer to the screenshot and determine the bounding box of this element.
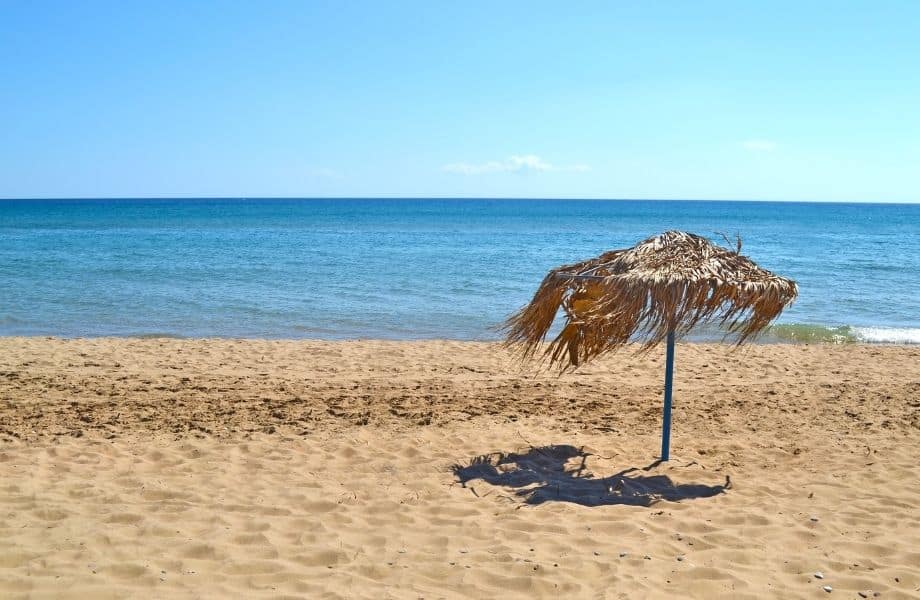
[0,338,918,598]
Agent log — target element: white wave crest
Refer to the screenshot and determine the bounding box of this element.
[851,327,920,344]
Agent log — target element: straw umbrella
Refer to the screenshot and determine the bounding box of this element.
[504,230,798,461]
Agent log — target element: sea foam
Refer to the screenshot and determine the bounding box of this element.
[851,326,920,345]
[766,324,920,344]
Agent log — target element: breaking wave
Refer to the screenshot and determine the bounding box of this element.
[766,324,920,345]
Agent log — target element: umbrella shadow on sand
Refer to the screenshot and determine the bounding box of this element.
[452,445,730,507]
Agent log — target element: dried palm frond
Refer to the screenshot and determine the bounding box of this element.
[504,230,798,370]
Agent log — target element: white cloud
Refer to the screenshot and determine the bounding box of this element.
[741,139,778,152]
[442,154,590,175]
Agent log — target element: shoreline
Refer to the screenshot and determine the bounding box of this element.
[3,319,920,346]
[2,333,919,345]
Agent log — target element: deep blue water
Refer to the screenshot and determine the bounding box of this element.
[1,199,918,343]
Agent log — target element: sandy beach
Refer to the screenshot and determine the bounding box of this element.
[0,337,918,598]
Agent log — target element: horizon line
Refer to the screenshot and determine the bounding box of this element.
[1,196,918,205]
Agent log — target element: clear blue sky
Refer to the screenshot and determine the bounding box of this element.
[2,1,918,201]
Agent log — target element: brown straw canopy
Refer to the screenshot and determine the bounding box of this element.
[504,230,798,370]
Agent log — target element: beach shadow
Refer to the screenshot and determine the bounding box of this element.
[452,445,729,507]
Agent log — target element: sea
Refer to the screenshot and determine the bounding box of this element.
[1,199,918,344]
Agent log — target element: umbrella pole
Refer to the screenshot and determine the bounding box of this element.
[661,330,675,461]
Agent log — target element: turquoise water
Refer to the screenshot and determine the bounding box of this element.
[0,199,918,343]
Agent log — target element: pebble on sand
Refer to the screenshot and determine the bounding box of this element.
[814,571,824,579]
[822,585,832,593]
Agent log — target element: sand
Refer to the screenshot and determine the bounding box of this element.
[0,337,918,599]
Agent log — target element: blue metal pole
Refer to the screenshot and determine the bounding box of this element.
[661,330,675,461]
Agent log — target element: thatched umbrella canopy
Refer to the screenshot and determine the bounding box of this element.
[504,230,798,460]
